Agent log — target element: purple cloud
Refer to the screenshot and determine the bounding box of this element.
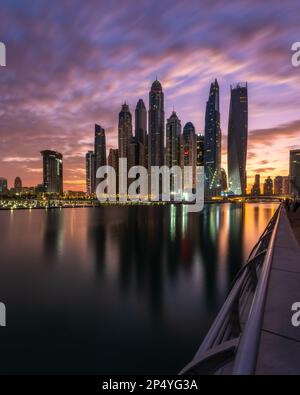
[0,0,299,189]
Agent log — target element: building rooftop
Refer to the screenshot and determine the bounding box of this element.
[151,79,162,91]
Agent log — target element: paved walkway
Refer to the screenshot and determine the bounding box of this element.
[255,208,300,374]
[287,209,300,245]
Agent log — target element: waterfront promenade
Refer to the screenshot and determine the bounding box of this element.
[255,208,300,374]
[287,209,300,245]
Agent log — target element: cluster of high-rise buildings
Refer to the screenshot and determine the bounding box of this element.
[0,151,63,196]
[1,79,300,200]
[251,174,289,196]
[86,79,205,195]
[85,79,250,198]
[250,150,300,196]
[0,176,22,194]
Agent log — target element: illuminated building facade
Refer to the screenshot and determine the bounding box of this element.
[40,150,63,194]
[227,83,248,195]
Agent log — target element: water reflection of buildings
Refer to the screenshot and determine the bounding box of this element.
[85,204,276,319]
[226,204,244,284]
[198,205,219,310]
[119,207,165,314]
[88,217,106,275]
[180,204,250,314]
[87,206,197,314]
[167,205,193,277]
[43,209,63,262]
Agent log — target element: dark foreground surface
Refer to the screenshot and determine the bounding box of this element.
[0,203,277,374]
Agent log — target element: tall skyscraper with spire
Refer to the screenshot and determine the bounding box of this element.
[118,103,132,159]
[148,79,164,167]
[166,111,181,167]
[227,83,248,195]
[204,79,221,197]
[94,124,106,190]
[135,99,147,167]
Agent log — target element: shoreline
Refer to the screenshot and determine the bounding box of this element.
[0,199,281,211]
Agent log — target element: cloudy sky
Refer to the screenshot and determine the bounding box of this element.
[0,0,299,191]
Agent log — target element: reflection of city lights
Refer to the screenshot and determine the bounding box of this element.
[181,205,188,236]
[170,205,176,241]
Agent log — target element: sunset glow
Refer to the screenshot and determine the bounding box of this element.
[0,0,299,191]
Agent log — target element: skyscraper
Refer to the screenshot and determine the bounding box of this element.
[14,176,22,193]
[274,176,283,195]
[251,174,261,195]
[118,103,132,159]
[182,122,196,189]
[135,99,147,167]
[182,122,196,167]
[204,79,221,197]
[289,149,300,197]
[128,137,140,170]
[263,176,273,195]
[0,177,8,194]
[227,83,248,195]
[85,151,95,195]
[108,148,119,195]
[94,124,106,191]
[135,99,147,146]
[166,111,181,166]
[94,123,106,167]
[219,168,228,192]
[40,150,63,194]
[196,134,204,166]
[283,176,290,195]
[108,148,119,173]
[166,111,181,193]
[148,79,164,167]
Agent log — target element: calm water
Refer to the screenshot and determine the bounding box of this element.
[0,203,277,374]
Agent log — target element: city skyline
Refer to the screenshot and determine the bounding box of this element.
[0,77,297,195]
[0,1,300,191]
[0,72,297,197]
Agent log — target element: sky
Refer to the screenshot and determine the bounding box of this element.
[0,0,300,191]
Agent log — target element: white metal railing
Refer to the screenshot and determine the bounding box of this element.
[179,204,282,375]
